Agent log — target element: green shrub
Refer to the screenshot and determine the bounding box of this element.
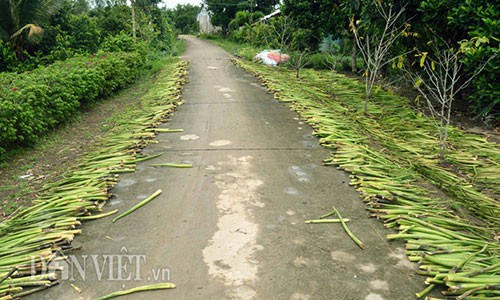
[307,53,363,72]
[462,47,500,121]
[0,52,142,153]
[101,32,148,59]
[0,41,18,72]
[235,47,257,61]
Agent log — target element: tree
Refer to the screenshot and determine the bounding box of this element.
[205,0,277,34]
[150,8,175,51]
[405,39,497,159]
[130,0,161,39]
[0,0,64,60]
[447,0,500,119]
[205,0,244,34]
[237,0,277,16]
[131,0,137,38]
[268,15,294,54]
[169,4,200,34]
[91,4,131,38]
[393,0,499,119]
[287,49,310,79]
[261,15,310,78]
[229,11,250,32]
[282,0,342,49]
[350,2,409,114]
[228,10,263,31]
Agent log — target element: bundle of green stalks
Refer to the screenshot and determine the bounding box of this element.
[233,59,499,299]
[0,60,189,298]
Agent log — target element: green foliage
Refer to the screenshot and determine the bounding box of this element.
[411,0,500,119]
[452,1,500,119]
[229,24,251,43]
[101,32,145,55]
[282,0,343,49]
[64,14,102,52]
[0,0,177,156]
[277,0,498,120]
[319,35,341,53]
[205,0,240,34]
[308,53,363,71]
[459,36,499,120]
[0,52,143,153]
[230,16,309,51]
[149,9,176,52]
[0,0,177,72]
[0,0,65,59]
[468,55,499,120]
[235,46,258,61]
[206,0,278,34]
[168,4,200,34]
[417,0,466,43]
[228,11,264,32]
[91,4,132,38]
[0,40,19,71]
[229,11,249,32]
[199,33,222,40]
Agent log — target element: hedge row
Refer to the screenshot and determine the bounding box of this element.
[0,52,143,153]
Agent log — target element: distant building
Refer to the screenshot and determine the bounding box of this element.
[197,6,214,34]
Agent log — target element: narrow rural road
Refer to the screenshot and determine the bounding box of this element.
[32,36,430,300]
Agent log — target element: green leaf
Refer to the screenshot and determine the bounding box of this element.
[415,77,423,88]
[420,52,428,67]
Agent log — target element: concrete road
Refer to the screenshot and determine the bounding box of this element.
[31,36,431,300]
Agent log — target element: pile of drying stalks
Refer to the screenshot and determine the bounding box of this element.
[234,59,499,299]
[0,59,188,299]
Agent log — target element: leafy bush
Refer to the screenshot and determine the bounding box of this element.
[101,32,146,55]
[0,40,20,72]
[308,53,363,72]
[460,42,499,120]
[452,3,500,120]
[0,52,142,153]
[319,35,341,53]
[235,46,258,61]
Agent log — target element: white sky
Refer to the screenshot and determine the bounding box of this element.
[161,0,203,9]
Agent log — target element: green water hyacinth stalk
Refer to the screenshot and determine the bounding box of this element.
[232,57,499,299]
[112,189,162,223]
[94,282,176,300]
[0,60,189,299]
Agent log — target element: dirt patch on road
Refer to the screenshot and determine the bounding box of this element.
[203,155,264,300]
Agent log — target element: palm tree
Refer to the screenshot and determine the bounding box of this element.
[0,0,63,60]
